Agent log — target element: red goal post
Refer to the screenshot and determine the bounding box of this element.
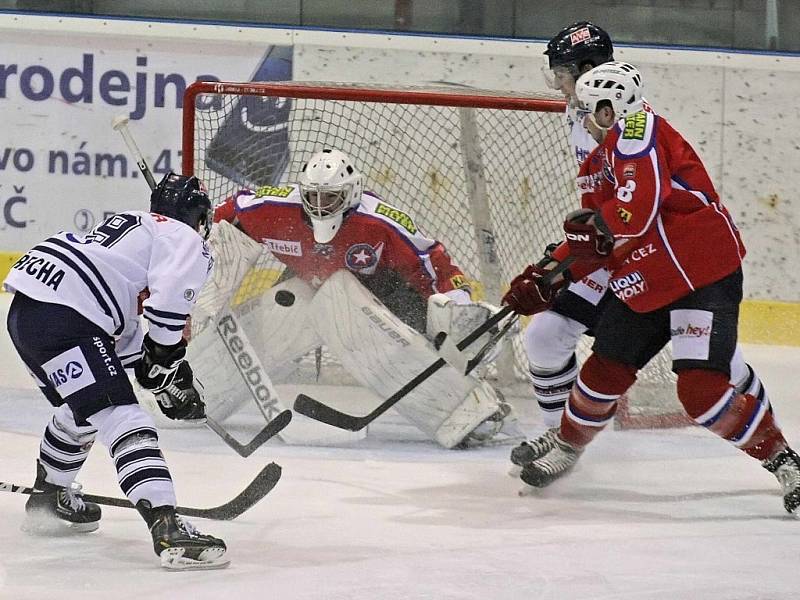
[181,80,689,430]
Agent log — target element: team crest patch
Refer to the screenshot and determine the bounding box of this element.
[345,242,384,274]
[570,27,591,45]
[617,207,632,223]
[623,163,636,178]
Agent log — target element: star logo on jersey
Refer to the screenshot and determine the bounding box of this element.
[345,242,384,274]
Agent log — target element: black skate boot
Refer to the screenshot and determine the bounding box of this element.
[762,446,800,514]
[23,460,101,534]
[519,432,583,490]
[136,500,229,570]
[509,428,561,476]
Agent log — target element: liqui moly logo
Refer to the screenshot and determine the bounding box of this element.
[609,271,648,300]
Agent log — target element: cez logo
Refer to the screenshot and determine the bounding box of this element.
[49,361,83,387]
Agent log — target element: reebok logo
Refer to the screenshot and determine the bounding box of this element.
[217,313,283,419]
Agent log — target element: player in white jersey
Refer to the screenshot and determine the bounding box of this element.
[3,173,228,570]
[511,22,773,469]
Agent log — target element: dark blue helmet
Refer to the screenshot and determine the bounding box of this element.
[150,172,213,239]
[545,21,614,73]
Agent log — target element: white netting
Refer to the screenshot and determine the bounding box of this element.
[185,81,682,427]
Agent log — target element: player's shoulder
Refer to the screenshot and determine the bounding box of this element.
[611,110,659,158]
[234,184,301,212]
[356,192,420,237]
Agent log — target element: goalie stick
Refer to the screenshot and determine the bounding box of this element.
[293,257,575,431]
[0,462,282,521]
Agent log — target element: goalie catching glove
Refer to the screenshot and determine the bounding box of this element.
[135,335,206,420]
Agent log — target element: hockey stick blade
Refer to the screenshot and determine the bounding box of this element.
[293,256,577,431]
[0,462,282,521]
[206,409,292,458]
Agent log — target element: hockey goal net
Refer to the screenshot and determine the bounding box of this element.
[182,80,688,429]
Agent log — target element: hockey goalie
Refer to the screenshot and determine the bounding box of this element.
[188,148,520,449]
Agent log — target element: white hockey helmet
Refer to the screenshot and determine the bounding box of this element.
[575,61,644,118]
[298,148,364,243]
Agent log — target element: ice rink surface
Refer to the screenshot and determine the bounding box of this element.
[0,342,798,599]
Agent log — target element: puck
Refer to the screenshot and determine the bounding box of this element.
[275,290,295,307]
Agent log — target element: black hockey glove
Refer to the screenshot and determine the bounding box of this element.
[134,335,186,393]
[154,361,207,421]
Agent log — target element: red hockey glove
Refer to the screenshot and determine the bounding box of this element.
[564,208,614,261]
[502,264,557,316]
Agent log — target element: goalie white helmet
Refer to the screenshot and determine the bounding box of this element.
[575,61,644,118]
[298,148,364,243]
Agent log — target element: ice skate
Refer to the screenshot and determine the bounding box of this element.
[136,500,229,570]
[23,460,101,534]
[519,432,582,491]
[762,446,800,515]
[508,427,561,477]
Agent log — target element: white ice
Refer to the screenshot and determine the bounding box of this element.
[1,321,799,598]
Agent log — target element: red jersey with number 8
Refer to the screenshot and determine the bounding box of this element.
[576,110,745,312]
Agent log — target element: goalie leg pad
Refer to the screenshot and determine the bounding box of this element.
[312,270,505,448]
[88,404,177,507]
[186,277,320,422]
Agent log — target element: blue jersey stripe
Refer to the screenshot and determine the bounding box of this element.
[31,245,117,328]
[45,238,126,336]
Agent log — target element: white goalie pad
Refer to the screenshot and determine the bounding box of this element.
[312,270,504,448]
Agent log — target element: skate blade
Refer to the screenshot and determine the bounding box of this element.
[21,514,99,536]
[159,547,230,571]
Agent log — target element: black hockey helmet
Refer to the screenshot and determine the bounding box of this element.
[544,21,614,73]
[150,172,213,239]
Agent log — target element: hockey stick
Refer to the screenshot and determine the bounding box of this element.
[205,410,292,458]
[0,462,282,521]
[112,115,158,190]
[113,116,289,455]
[293,256,576,431]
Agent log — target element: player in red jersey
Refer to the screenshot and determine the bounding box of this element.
[503,62,800,513]
[211,149,519,448]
